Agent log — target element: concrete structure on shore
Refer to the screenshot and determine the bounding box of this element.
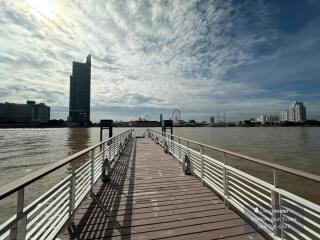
[0,101,50,123]
[280,101,306,122]
[68,55,91,126]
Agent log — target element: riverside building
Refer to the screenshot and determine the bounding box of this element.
[0,101,50,123]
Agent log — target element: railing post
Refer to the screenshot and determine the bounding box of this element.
[178,138,181,161]
[223,153,229,207]
[10,188,27,240]
[113,137,116,159]
[117,135,120,153]
[91,148,95,192]
[69,163,76,224]
[108,140,111,161]
[114,137,116,156]
[200,145,204,185]
[102,143,105,164]
[271,169,281,238]
[172,136,175,155]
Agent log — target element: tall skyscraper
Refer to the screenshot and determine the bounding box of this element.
[68,55,91,126]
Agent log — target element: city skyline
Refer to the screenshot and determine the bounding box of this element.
[0,1,320,122]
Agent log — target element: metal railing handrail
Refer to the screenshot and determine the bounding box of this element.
[148,129,320,240]
[148,129,320,183]
[0,129,132,200]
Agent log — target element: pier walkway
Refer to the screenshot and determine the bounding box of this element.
[59,138,264,240]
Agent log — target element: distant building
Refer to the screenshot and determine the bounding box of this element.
[279,109,289,122]
[256,115,266,123]
[256,115,278,124]
[0,101,50,123]
[68,55,91,126]
[280,101,306,122]
[210,116,215,124]
[266,115,279,122]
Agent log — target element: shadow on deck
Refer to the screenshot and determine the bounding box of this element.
[59,138,265,240]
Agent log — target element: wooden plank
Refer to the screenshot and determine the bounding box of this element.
[59,137,265,240]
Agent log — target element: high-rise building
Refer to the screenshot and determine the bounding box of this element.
[288,101,306,122]
[279,101,306,122]
[0,101,50,123]
[279,109,289,122]
[68,55,91,126]
[210,116,215,124]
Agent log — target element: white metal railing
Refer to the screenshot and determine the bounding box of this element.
[148,129,320,240]
[0,129,133,240]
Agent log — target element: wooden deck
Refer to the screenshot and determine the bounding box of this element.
[59,137,265,240]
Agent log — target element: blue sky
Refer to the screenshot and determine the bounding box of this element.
[0,0,319,122]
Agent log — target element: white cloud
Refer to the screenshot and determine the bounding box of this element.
[0,0,319,121]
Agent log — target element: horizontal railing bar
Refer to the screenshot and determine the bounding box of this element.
[281,219,313,240]
[148,129,320,182]
[281,205,320,230]
[203,168,223,183]
[203,160,224,173]
[228,196,274,233]
[76,166,91,183]
[228,175,271,201]
[27,193,69,238]
[0,129,132,200]
[39,207,69,240]
[227,168,271,193]
[229,192,273,228]
[278,189,320,214]
[27,181,70,222]
[228,184,271,214]
[203,177,224,194]
[0,177,70,235]
[46,213,69,240]
[203,155,224,168]
[75,158,92,175]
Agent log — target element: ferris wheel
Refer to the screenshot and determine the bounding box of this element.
[172,109,181,124]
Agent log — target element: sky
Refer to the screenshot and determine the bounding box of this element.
[0,0,320,122]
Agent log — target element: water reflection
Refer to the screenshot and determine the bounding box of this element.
[67,128,91,173]
[67,128,90,154]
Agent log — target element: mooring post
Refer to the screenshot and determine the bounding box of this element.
[100,119,113,144]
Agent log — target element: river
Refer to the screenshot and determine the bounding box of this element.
[0,127,319,223]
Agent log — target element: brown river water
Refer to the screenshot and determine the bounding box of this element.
[0,127,319,224]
